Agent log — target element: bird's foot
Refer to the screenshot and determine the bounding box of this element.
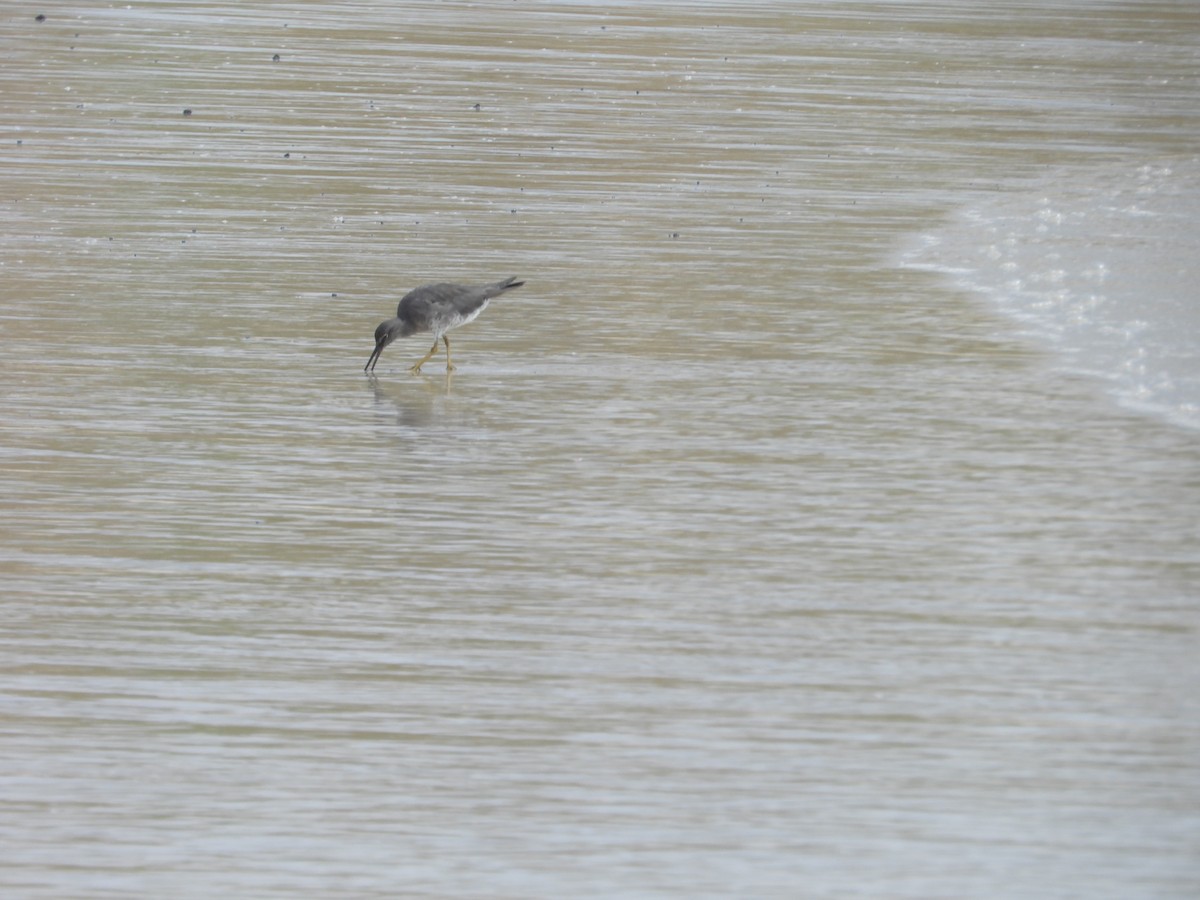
[409,365,423,375]
[446,363,457,372]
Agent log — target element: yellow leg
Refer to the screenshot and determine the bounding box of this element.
[410,338,440,374]
[444,335,456,372]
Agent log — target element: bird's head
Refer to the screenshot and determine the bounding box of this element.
[364,316,412,372]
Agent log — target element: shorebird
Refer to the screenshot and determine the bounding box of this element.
[364,276,524,374]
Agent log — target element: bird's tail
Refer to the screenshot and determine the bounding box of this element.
[493,275,525,294]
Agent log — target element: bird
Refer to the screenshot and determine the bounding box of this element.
[364,276,524,374]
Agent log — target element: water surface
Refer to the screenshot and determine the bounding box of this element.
[2,2,1199,897]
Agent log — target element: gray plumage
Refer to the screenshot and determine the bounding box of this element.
[364,276,524,374]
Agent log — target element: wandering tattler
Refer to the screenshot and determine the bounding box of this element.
[364,276,524,374]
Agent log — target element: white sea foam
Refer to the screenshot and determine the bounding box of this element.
[905,158,1200,431]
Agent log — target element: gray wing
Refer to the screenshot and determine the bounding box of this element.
[396,278,522,320]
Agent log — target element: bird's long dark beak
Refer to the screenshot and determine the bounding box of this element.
[364,341,385,373]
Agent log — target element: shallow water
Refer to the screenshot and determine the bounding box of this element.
[3,2,1200,897]
[904,157,1200,430]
